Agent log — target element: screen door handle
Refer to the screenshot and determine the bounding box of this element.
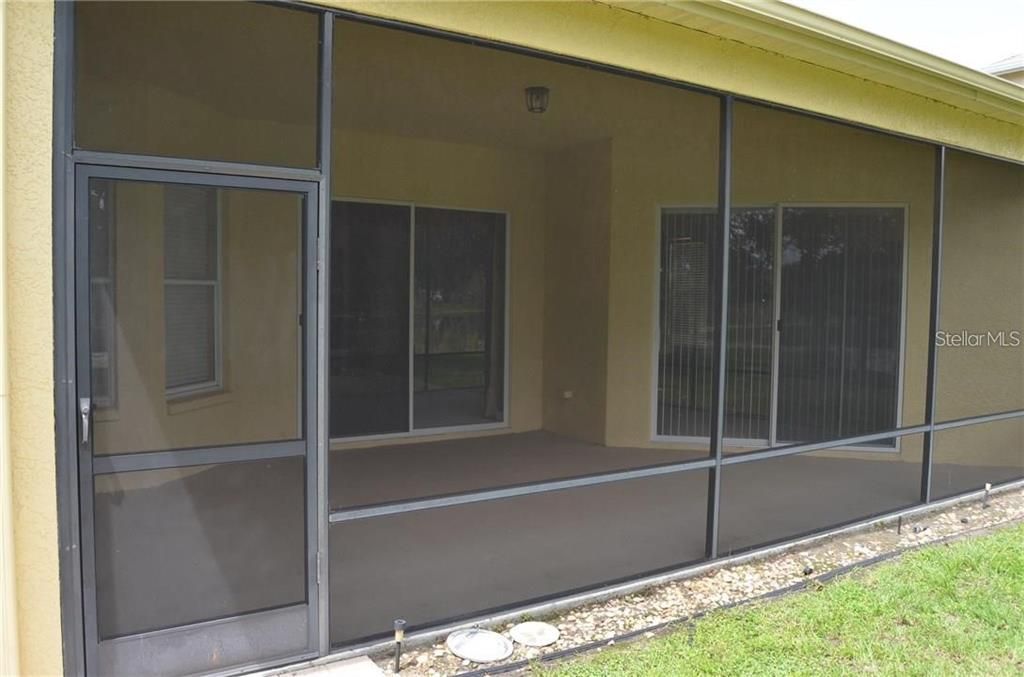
[79,397,91,444]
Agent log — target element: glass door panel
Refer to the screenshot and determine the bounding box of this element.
[657,207,774,442]
[329,200,411,438]
[76,167,318,676]
[413,207,506,430]
[776,207,905,445]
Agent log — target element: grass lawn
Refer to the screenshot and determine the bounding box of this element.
[540,522,1024,676]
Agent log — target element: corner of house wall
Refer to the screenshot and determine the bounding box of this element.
[541,139,613,445]
[4,1,63,675]
[0,4,21,675]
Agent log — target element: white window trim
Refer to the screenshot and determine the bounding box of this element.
[164,192,224,401]
[651,202,909,454]
[329,196,511,445]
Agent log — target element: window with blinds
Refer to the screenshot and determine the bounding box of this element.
[164,184,221,396]
[657,205,904,448]
[658,208,775,441]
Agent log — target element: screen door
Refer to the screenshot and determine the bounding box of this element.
[74,166,319,676]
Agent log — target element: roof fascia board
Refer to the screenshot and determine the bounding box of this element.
[662,0,1023,118]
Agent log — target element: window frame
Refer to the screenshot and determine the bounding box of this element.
[652,202,909,453]
[329,196,511,445]
[163,189,224,400]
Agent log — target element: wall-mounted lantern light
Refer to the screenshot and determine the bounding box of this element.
[525,86,550,113]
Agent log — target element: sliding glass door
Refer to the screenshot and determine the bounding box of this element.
[414,207,507,429]
[776,207,905,445]
[330,200,507,439]
[657,205,905,448]
[658,208,775,442]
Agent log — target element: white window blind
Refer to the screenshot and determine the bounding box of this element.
[164,184,220,395]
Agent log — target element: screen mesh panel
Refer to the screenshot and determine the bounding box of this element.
[330,201,412,437]
[75,1,318,166]
[931,418,1024,500]
[89,178,303,455]
[936,151,1024,422]
[720,435,923,555]
[414,207,506,429]
[776,207,904,444]
[657,208,775,442]
[94,458,306,639]
[329,470,708,645]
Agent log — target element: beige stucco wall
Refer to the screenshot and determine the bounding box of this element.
[4,1,60,675]
[604,91,721,449]
[543,140,612,444]
[938,151,1024,421]
[934,151,1023,467]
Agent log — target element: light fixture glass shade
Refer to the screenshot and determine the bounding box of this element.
[525,86,550,113]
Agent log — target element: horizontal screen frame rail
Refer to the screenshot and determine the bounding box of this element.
[328,408,1024,523]
[92,440,307,475]
[72,149,322,182]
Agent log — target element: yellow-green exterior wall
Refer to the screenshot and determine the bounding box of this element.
[3,2,1022,675]
[5,1,59,675]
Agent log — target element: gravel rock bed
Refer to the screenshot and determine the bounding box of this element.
[374,486,1024,676]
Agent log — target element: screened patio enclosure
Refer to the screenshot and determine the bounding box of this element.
[58,2,1024,675]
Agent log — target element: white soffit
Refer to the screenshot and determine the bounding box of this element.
[621,0,1024,125]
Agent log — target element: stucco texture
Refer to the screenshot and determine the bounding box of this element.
[4,1,60,675]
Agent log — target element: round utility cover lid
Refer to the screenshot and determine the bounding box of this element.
[509,621,560,647]
[446,628,514,663]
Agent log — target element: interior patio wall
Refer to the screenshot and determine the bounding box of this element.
[542,140,612,444]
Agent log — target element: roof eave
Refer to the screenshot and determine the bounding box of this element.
[645,0,1024,120]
